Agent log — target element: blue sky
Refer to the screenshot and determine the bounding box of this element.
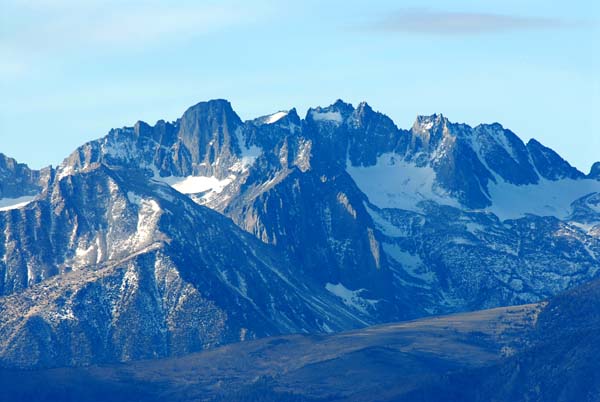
[1,0,598,171]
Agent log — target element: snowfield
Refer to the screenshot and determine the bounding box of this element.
[487,178,600,221]
[0,195,35,211]
[346,153,459,212]
[153,175,234,195]
[347,152,600,221]
[263,111,288,124]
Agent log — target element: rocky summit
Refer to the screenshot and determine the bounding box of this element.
[0,99,599,369]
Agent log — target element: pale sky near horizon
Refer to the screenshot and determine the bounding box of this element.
[1,0,599,171]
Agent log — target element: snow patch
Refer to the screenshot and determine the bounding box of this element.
[0,195,35,212]
[349,153,600,221]
[263,111,288,124]
[325,282,378,314]
[311,110,343,123]
[487,178,600,221]
[152,174,234,196]
[347,153,459,212]
[171,176,232,194]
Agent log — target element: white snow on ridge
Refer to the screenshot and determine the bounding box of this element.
[486,178,600,221]
[346,153,459,212]
[263,111,288,124]
[325,282,378,314]
[0,196,35,212]
[311,110,343,123]
[153,175,233,195]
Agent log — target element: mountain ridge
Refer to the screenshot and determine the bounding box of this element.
[0,98,598,370]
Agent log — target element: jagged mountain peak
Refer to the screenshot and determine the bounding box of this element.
[128,99,238,138]
[285,107,301,124]
[0,152,19,167]
[348,101,397,129]
[56,98,596,214]
[178,98,242,136]
[0,152,47,174]
[0,152,48,201]
[354,101,375,115]
[356,100,370,108]
[411,116,511,140]
[181,98,237,117]
[331,98,354,109]
[408,113,454,158]
[526,138,585,180]
[414,112,447,124]
[474,121,504,131]
[411,113,456,135]
[408,114,465,152]
[589,162,600,179]
[306,99,355,125]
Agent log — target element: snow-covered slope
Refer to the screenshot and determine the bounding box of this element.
[344,113,599,221]
[486,178,600,220]
[346,152,459,211]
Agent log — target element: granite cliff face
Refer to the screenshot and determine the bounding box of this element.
[0,153,50,204]
[0,98,598,368]
[0,163,368,368]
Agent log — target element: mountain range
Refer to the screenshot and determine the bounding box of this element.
[0,99,598,377]
[2,278,598,401]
